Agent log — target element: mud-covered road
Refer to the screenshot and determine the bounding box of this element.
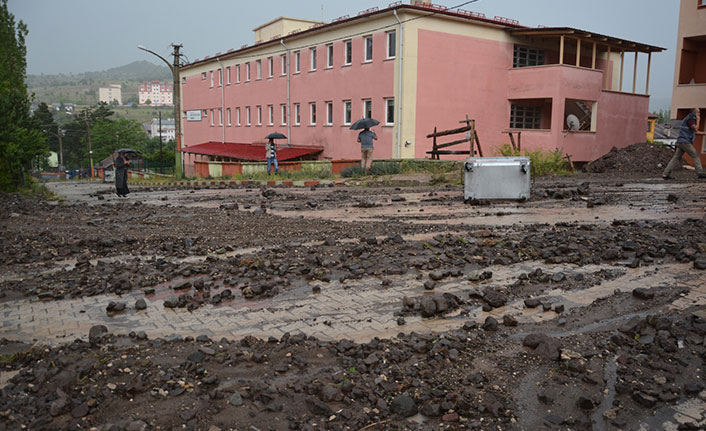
[1,172,705,431]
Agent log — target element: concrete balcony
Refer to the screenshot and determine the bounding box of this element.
[673,83,706,110]
[507,64,605,101]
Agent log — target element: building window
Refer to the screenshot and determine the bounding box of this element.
[201,72,207,80]
[218,108,223,126]
[210,71,214,87]
[256,60,262,79]
[227,108,231,126]
[246,106,251,126]
[268,105,274,125]
[268,57,273,77]
[343,100,352,125]
[387,31,396,58]
[385,98,394,125]
[325,101,333,125]
[294,103,301,125]
[510,104,542,129]
[246,62,251,81]
[226,67,231,85]
[236,107,241,126]
[210,109,214,126]
[256,105,262,125]
[294,51,301,73]
[218,69,222,86]
[363,99,372,119]
[203,109,207,117]
[236,65,241,83]
[364,35,373,62]
[700,0,706,7]
[513,45,545,68]
[281,104,287,125]
[281,54,287,75]
[344,40,352,65]
[309,102,317,125]
[310,47,317,70]
[182,77,187,85]
[327,44,334,68]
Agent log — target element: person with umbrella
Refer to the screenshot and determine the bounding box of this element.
[351,118,379,171]
[112,148,138,197]
[265,132,286,175]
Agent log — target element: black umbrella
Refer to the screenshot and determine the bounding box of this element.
[265,132,287,139]
[349,118,380,130]
[114,148,141,160]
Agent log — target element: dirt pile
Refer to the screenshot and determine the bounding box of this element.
[585,142,675,175]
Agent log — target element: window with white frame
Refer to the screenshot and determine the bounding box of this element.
[325,101,333,125]
[227,108,231,126]
[210,109,214,126]
[327,44,334,68]
[246,63,251,81]
[246,106,251,125]
[363,99,372,119]
[210,71,214,87]
[257,105,262,125]
[256,60,262,79]
[218,69,222,86]
[294,103,301,125]
[364,35,373,62]
[310,47,317,70]
[343,100,352,125]
[268,57,273,77]
[344,40,352,65]
[309,102,317,125]
[281,104,287,125]
[387,31,396,58]
[268,105,274,125]
[236,65,241,83]
[236,107,241,126]
[281,54,287,75]
[294,51,301,73]
[226,67,231,85]
[385,98,394,125]
[218,108,223,125]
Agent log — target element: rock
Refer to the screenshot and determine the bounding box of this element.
[483,290,507,308]
[198,346,215,356]
[305,397,332,416]
[50,394,68,416]
[524,298,541,308]
[71,402,90,418]
[135,299,147,310]
[442,412,460,422]
[551,272,566,282]
[106,301,126,313]
[397,317,406,325]
[420,298,437,317]
[554,304,565,314]
[390,394,417,417]
[577,396,595,410]
[187,351,206,363]
[423,280,436,290]
[684,383,704,395]
[229,392,244,406]
[632,288,654,300]
[482,316,498,331]
[523,333,561,360]
[163,299,178,308]
[694,259,706,270]
[667,194,679,203]
[180,409,196,421]
[320,385,343,402]
[503,315,518,327]
[633,391,657,408]
[429,271,444,281]
[126,420,148,431]
[89,325,108,344]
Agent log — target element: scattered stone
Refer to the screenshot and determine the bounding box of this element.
[89,325,108,344]
[632,288,654,300]
[482,316,498,331]
[135,298,147,310]
[503,315,518,327]
[106,301,126,313]
[423,280,436,290]
[524,298,541,308]
[667,193,679,203]
[483,290,507,308]
[390,394,417,417]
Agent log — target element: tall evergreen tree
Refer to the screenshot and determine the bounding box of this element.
[0,0,46,190]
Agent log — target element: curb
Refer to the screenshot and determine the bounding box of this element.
[130,179,349,188]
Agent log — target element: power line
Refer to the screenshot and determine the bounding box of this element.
[188,1,481,65]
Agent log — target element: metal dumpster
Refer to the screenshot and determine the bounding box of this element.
[464,157,531,202]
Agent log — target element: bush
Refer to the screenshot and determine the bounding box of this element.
[498,144,572,177]
[340,165,366,178]
[368,161,400,176]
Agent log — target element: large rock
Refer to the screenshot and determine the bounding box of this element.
[89,325,108,344]
[483,290,507,308]
[390,394,417,417]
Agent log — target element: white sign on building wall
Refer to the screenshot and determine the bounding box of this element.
[186,110,202,121]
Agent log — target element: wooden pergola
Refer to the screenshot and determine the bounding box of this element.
[509,27,665,95]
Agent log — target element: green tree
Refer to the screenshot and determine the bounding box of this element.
[0,0,47,190]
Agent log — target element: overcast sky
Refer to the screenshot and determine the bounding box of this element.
[9,0,678,110]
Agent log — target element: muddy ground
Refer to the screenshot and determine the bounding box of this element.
[1,161,706,430]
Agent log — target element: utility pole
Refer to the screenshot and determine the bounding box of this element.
[82,109,94,179]
[159,111,163,174]
[138,43,183,178]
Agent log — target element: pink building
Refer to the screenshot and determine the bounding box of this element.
[139,81,173,106]
[179,1,664,177]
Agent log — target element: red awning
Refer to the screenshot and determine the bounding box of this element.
[183,141,323,161]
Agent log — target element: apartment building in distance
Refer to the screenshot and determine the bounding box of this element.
[98,84,121,105]
[139,81,174,106]
[671,0,706,166]
[179,0,664,177]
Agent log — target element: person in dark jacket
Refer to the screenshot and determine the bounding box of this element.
[663,108,706,179]
[114,153,130,197]
[266,138,279,175]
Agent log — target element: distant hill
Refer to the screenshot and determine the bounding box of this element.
[28,61,172,106]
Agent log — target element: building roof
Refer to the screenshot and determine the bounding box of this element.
[183,3,527,70]
[509,27,665,53]
[183,142,323,161]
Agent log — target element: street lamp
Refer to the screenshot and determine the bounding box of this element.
[137,44,183,178]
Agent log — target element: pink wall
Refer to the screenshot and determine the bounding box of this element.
[416,30,648,162]
[182,31,394,161]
